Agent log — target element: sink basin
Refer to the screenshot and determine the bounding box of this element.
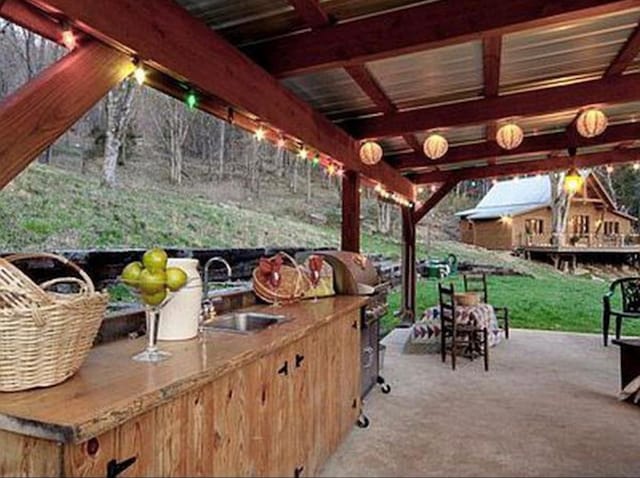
[202,312,288,334]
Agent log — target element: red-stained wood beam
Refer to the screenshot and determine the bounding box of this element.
[287,0,332,28]
[388,122,640,171]
[483,35,501,151]
[410,149,640,184]
[28,0,414,199]
[0,0,61,44]
[341,170,360,252]
[246,0,637,77]
[0,41,133,188]
[413,179,459,223]
[346,72,640,139]
[605,22,640,76]
[344,64,422,153]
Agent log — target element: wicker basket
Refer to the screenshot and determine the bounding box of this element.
[252,252,310,304]
[0,253,108,392]
[454,292,480,307]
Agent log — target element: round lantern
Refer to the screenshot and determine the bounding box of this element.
[359,141,383,165]
[576,108,607,138]
[423,133,449,160]
[496,123,524,150]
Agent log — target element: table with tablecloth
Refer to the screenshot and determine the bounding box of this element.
[409,303,503,353]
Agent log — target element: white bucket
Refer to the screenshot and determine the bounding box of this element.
[158,258,202,341]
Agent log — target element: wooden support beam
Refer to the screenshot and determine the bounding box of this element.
[246,0,637,77]
[286,0,332,28]
[346,72,640,139]
[29,0,414,199]
[344,64,422,153]
[413,180,459,223]
[482,36,502,98]
[411,149,640,184]
[0,41,133,189]
[341,170,360,253]
[388,122,640,171]
[401,206,417,325]
[605,22,640,76]
[0,0,62,44]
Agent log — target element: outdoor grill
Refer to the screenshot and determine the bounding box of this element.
[314,251,392,397]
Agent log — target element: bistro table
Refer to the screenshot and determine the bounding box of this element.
[410,303,503,352]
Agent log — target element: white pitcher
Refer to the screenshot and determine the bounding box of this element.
[158,258,202,341]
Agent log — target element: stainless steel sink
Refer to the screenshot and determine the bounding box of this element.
[201,312,288,334]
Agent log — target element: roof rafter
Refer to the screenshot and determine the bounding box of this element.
[388,122,640,171]
[605,21,640,76]
[345,72,640,139]
[246,0,638,77]
[413,179,458,223]
[286,0,332,29]
[410,149,640,184]
[26,0,414,198]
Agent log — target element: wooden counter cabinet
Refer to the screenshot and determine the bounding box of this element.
[0,299,364,477]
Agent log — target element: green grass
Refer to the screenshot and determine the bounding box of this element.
[382,275,640,337]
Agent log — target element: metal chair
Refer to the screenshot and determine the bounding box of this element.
[438,283,489,371]
[603,277,640,346]
[463,273,510,339]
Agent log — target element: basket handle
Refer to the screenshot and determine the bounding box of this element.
[40,277,90,295]
[3,253,96,294]
[278,251,304,296]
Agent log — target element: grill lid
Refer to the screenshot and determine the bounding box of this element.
[313,251,380,295]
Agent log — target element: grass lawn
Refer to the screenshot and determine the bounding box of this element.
[382,274,640,338]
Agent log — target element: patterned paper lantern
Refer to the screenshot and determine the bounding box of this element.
[359,141,383,165]
[576,108,608,138]
[496,123,524,150]
[423,133,449,160]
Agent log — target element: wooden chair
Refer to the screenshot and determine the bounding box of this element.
[463,273,510,339]
[438,283,489,371]
[603,277,640,346]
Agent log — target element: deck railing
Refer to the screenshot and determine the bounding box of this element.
[519,233,640,248]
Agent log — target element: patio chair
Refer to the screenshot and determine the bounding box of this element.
[438,283,489,371]
[602,277,640,346]
[463,273,510,339]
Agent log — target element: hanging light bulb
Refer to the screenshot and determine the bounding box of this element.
[326,163,336,176]
[254,126,266,141]
[563,167,584,195]
[606,165,614,174]
[633,163,640,171]
[298,146,308,160]
[576,108,608,138]
[496,123,524,150]
[423,133,449,160]
[359,141,383,165]
[61,27,76,50]
[133,64,147,85]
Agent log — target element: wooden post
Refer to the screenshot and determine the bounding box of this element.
[400,205,417,325]
[0,41,133,188]
[341,170,360,252]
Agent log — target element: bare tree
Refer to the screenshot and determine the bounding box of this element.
[102,79,136,187]
[549,172,570,245]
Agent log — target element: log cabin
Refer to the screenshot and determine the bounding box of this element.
[457,173,636,250]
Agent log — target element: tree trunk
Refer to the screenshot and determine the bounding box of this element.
[102,80,136,187]
[218,122,226,181]
[306,159,312,202]
[550,172,570,245]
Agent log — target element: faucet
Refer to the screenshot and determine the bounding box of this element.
[201,257,233,325]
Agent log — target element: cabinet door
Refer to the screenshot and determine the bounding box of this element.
[117,409,156,477]
[339,310,361,434]
[64,430,117,477]
[290,333,316,478]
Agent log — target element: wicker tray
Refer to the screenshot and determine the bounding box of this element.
[0,253,108,392]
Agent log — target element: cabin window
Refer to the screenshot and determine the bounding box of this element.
[573,215,590,235]
[604,221,620,235]
[525,219,544,235]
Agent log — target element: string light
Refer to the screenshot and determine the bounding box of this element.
[417,187,425,193]
[606,165,614,174]
[61,27,76,50]
[633,163,640,171]
[298,146,308,160]
[254,126,266,141]
[326,163,336,176]
[277,137,286,148]
[133,63,147,85]
[185,91,197,109]
[312,155,320,166]
[336,168,344,177]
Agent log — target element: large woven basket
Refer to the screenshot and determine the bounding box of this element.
[0,253,108,392]
[252,252,310,304]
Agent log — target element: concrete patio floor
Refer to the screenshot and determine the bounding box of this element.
[319,329,640,477]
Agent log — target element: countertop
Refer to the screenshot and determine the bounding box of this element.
[0,296,368,444]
